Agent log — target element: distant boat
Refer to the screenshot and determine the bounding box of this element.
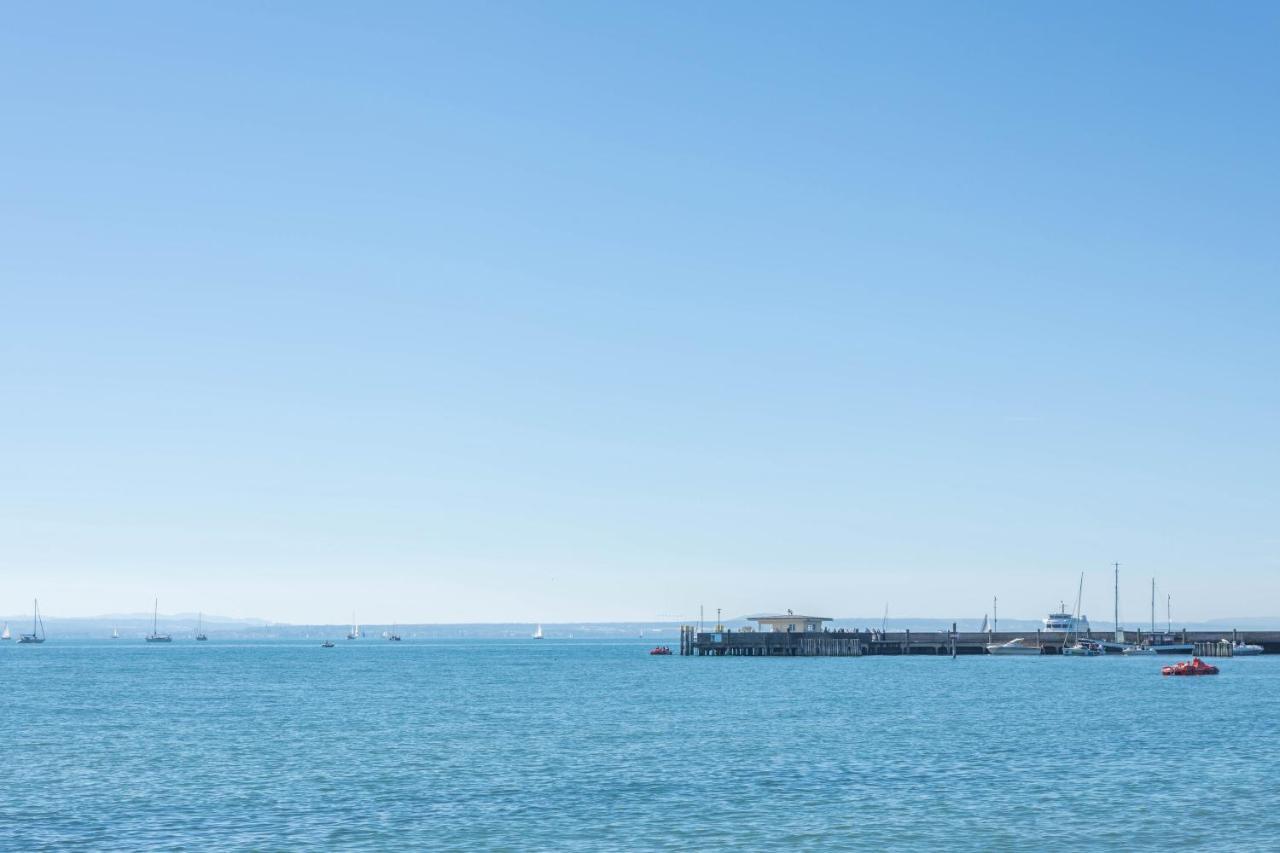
[111,627,119,640]
[1,622,10,641]
[1230,641,1264,656]
[18,599,45,644]
[388,624,402,642]
[1123,645,1157,656]
[1043,604,1090,634]
[347,613,359,640]
[321,640,335,648]
[195,612,208,641]
[145,598,172,643]
[533,624,544,640]
[986,638,1041,656]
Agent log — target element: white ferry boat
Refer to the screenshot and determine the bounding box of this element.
[1043,604,1090,634]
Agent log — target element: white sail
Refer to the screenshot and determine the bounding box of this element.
[1,623,9,640]
[533,624,544,639]
[111,627,119,639]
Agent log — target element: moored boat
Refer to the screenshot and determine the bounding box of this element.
[649,646,672,655]
[1063,639,1105,657]
[18,599,45,644]
[145,598,172,642]
[1230,641,1264,656]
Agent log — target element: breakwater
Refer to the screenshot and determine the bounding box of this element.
[679,626,1280,656]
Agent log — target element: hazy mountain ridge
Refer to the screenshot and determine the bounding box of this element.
[4,613,1279,640]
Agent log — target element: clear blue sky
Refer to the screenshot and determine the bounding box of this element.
[2,3,1278,624]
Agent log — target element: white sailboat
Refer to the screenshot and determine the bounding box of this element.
[145,598,172,642]
[347,613,359,640]
[533,624,544,640]
[111,627,119,640]
[1,622,10,641]
[18,599,45,644]
[195,612,208,641]
[1062,574,1104,656]
[1130,579,1193,654]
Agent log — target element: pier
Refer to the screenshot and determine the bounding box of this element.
[677,624,1280,657]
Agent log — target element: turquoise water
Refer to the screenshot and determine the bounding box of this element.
[4,640,1279,850]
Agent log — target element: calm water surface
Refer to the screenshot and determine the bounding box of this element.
[3,640,1279,850]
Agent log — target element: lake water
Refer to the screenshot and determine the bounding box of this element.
[3,640,1278,850]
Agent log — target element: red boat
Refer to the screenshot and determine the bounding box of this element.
[1162,657,1219,676]
[649,646,672,656]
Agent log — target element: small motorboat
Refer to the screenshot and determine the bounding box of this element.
[1229,640,1264,656]
[1123,645,1157,656]
[649,646,673,656]
[1162,657,1219,676]
[321,640,335,648]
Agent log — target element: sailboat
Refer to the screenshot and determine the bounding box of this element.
[533,624,544,640]
[1,622,10,641]
[145,598,172,642]
[1062,574,1103,656]
[388,623,402,641]
[111,627,119,640]
[18,599,45,644]
[347,613,359,640]
[1097,562,1130,654]
[195,612,208,641]
[1125,578,1193,654]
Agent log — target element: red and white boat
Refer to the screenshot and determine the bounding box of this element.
[649,646,673,656]
[1161,657,1219,676]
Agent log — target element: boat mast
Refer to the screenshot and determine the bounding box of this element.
[153,598,159,635]
[993,596,998,633]
[1077,573,1084,642]
[1114,562,1120,642]
[1167,594,1171,633]
[1150,578,1156,634]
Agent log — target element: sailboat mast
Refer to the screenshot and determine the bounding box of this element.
[1114,562,1120,641]
[153,598,158,635]
[1150,578,1155,634]
[993,596,998,632]
[1167,594,1171,633]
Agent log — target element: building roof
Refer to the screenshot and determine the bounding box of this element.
[746,613,832,622]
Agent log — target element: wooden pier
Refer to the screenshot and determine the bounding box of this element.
[679,625,1280,657]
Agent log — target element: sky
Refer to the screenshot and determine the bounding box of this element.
[2,2,1278,624]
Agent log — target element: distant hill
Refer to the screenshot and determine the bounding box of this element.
[3,613,1278,640]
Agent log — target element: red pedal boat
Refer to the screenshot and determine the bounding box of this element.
[1162,657,1219,676]
[649,646,672,656]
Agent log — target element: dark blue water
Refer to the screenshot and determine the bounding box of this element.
[4,640,1278,850]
